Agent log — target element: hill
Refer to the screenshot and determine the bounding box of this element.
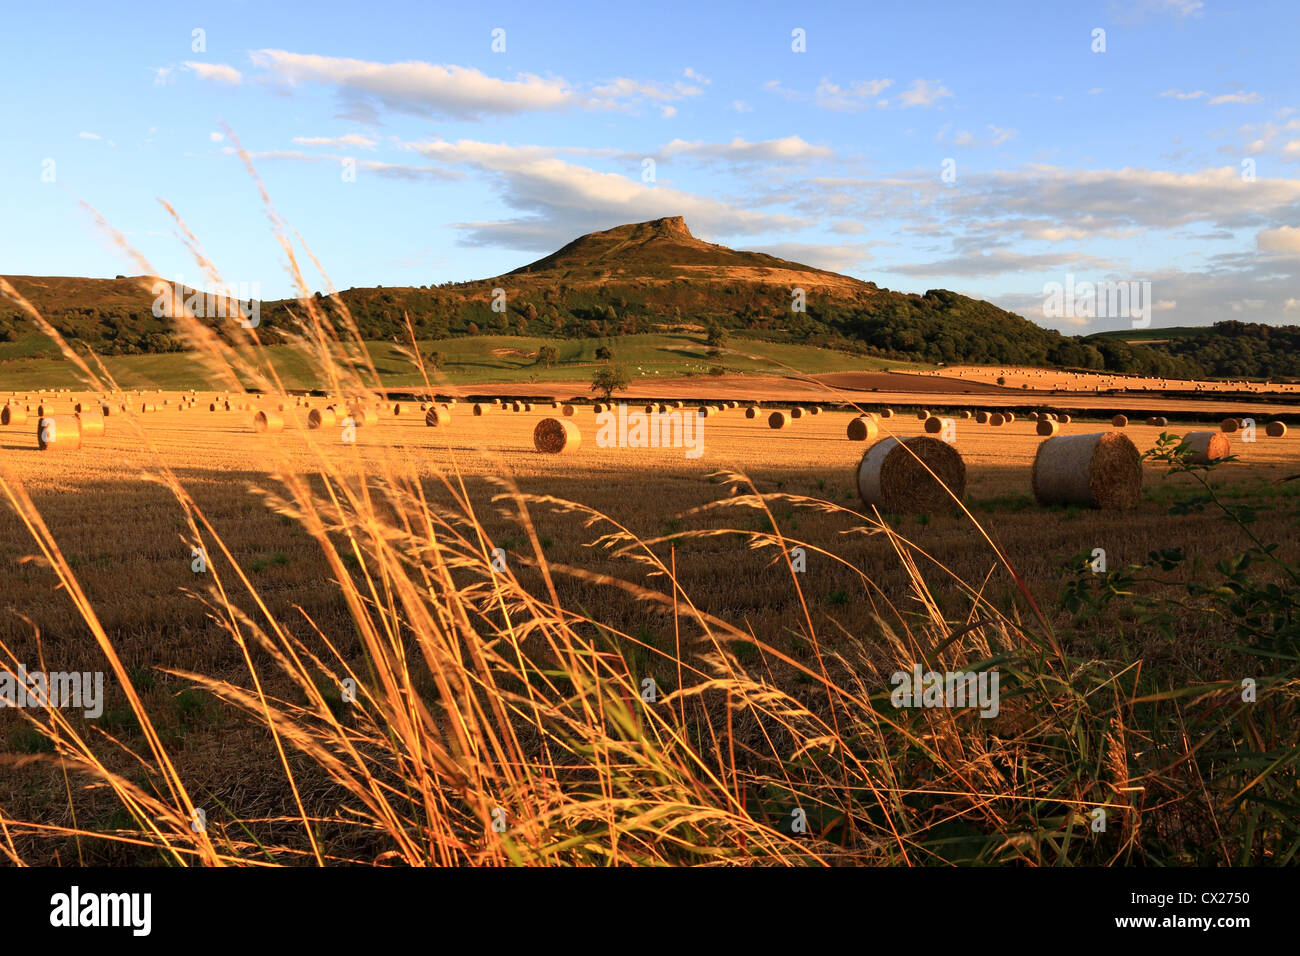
[0,217,1275,379]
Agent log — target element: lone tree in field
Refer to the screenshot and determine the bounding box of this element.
[591,364,630,402]
[706,323,728,348]
[595,345,614,361]
[536,345,558,368]
[425,350,446,370]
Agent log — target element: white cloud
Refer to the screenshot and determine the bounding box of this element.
[660,135,833,163]
[77,131,101,140]
[152,66,174,86]
[1258,225,1300,253]
[1161,89,1207,100]
[733,100,753,113]
[184,61,243,85]
[401,138,805,250]
[1210,91,1262,106]
[251,50,572,118]
[660,105,677,119]
[683,67,710,85]
[292,133,379,149]
[250,49,702,118]
[209,131,224,143]
[898,78,953,108]
[814,77,893,111]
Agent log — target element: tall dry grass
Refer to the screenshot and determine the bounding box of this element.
[0,154,1293,866]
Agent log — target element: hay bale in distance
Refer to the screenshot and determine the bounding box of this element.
[768,411,791,429]
[1220,418,1239,433]
[533,417,580,453]
[2,404,28,425]
[880,408,893,419]
[349,405,379,427]
[1182,431,1231,464]
[308,408,337,430]
[425,405,450,427]
[1036,419,1060,437]
[1265,421,1287,438]
[562,404,575,417]
[923,416,944,434]
[988,412,1005,426]
[856,436,966,513]
[975,410,989,424]
[253,410,284,433]
[916,409,930,421]
[847,416,879,442]
[745,406,758,419]
[77,409,106,437]
[37,415,81,451]
[473,403,487,416]
[1112,414,1128,428]
[1031,432,1142,510]
[809,406,821,416]
[790,407,805,419]
[1004,412,1016,424]
[1059,414,1072,424]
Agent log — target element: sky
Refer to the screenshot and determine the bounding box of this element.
[2,0,1298,335]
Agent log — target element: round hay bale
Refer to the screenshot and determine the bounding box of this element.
[960,410,972,420]
[880,408,893,419]
[524,403,533,412]
[745,406,758,419]
[1112,414,1128,428]
[77,409,106,437]
[473,403,487,416]
[847,416,879,442]
[975,411,989,424]
[392,403,403,415]
[37,415,81,451]
[1059,414,1072,424]
[1004,412,1016,424]
[308,408,337,430]
[1151,416,1169,428]
[989,412,1005,427]
[562,404,575,417]
[809,406,821,416]
[2,405,28,426]
[425,405,450,427]
[856,436,966,513]
[1220,418,1239,433]
[349,405,379,427]
[916,409,930,421]
[644,404,656,414]
[768,411,791,429]
[593,403,606,414]
[1182,431,1231,464]
[923,416,944,434]
[253,410,284,433]
[140,403,157,413]
[790,407,805,419]
[1031,432,1142,510]
[1265,421,1287,438]
[1028,411,1040,422]
[1036,419,1060,437]
[534,417,580,453]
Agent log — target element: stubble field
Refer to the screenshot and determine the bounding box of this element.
[2,388,1297,864]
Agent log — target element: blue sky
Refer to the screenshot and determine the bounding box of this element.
[2,0,1298,333]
